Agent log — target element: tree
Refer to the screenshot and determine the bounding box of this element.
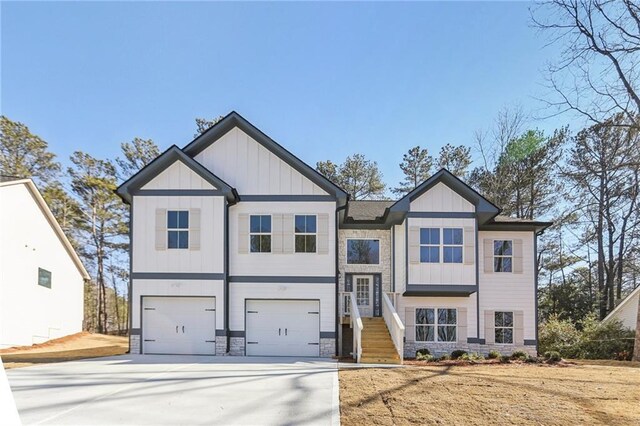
[436,144,471,179]
[532,0,640,127]
[194,116,224,137]
[41,183,82,245]
[0,115,60,184]
[68,152,128,334]
[116,137,160,180]
[565,113,640,319]
[392,146,433,196]
[316,154,386,200]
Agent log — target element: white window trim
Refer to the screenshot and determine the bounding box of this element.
[442,227,463,264]
[494,311,514,345]
[167,210,189,250]
[415,307,458,343]
[419,228,440,264]
[249,214,272,254]
[346,238,381,265]
[294,214,317,254]
[493,239,513,273]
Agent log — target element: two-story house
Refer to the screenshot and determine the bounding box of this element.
[117,112,550,363]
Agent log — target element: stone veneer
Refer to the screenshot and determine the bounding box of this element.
[229,337,245,356]
[403,342,537,358]
[215,337,227,356]
[130,334,140,354]
[338,229,393,296]
[320,338,335,357]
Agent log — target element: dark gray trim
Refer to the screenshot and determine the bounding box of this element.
[479,223,553,232]
[340,222,392,230]
[130,328,141,336]
[406,212,476,218]
[240,195,335,202]
[229,330,246,338]
[216,329,227,337]
[182,111,348,203]
[475,218,480,341]
[534,232,539,354]
[224,201,230,354]
[405,222,409,292]
[132,272,225,280]
[128,204,133,351]
[467,338,485,344]
[392,225,396,292]
[320,332,336,338]
[133,189,225,197]
[335,203,347,357]
[116,145,237,204]
[403,284,478,297]
[373,273,382,317]
[524,339,537,346]
[229,276,335,283]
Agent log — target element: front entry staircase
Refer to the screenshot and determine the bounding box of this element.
[360,317,402,364]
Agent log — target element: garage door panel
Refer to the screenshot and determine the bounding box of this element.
[142,297,215,355]
[246,300,320,357]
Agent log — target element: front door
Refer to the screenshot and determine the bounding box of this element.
[354,275,373,317]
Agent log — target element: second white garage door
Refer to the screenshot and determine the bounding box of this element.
[245,300,320,357]
[142,296,216,355]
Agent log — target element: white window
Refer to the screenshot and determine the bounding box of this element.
[494,240,513,272]
[443,228,463,263]
[356,277,370,306]
[495,311,514,344]
[168,210,189,249]
[295,215,317,253]
[419,228,440,263]
[250,215,271,253]
[415,308,457,342]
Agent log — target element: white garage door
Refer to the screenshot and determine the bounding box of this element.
[245,300,320,357]
[142,296,216,355]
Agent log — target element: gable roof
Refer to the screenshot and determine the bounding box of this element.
[0,179,90,280]
[603,286,640,324]
[182,111,348,203]
[116,145,237,204]
[346,200,394,221]
[389,168,501,224]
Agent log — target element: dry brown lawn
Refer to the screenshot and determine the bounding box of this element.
[340,362,640,425]
[0,332,128,369]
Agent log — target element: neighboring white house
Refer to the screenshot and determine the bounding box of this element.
[0,178,89,349]
[603,286,640,331]
[117,112,551,362]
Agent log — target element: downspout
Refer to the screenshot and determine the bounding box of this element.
[128,203,133,352]
[224,199,231,354]
[335,200,348,357]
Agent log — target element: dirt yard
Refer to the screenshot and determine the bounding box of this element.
[339,362,640,425]
[0,332,129,369]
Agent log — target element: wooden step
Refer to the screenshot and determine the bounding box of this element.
[360,357,401,365]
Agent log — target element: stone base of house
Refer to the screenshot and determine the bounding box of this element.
[215,337,227,356]
[320,338,336,357]
[403,342,537,359]
[130,334,141,354]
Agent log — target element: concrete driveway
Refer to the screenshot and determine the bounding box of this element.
[6,355,339,425]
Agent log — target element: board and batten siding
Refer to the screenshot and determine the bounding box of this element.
[478,230,536,341]
[406,217,476,285]
[0,183,84,348]
[229,202,335,276]
[141,160,216,190]
[228,283,335,333]
[194,127,328,195]
[131,279,224,332]
[132,195,225,274]
[393,222,406,293]
[409,182,474,212]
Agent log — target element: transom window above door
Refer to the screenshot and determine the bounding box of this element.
[295,215,317,253]
[250,215,271,253]
[347,239,380,264]
[168,210,189,249]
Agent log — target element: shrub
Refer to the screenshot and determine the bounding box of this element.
[525,356,540,364]
[544,351,561,363]
[499,355,511,363]
[416,348,431,357]
[450,350,467,360]
[438,354,451,361]
[511,350,529,360]
[487,350,501,359]
[460,352,484,361]
[416,352,434,362]
[539,315,580,358]
[573,315,634,360]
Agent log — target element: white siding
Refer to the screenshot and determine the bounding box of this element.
[131,279,224,331]
[229,202,335,276]
[132,195,225,273]
[229,283,335,332]
[410,182,474,212]
[407,217,476,285]
[393,223,406,293]
[141,160,215,190]
[607,290,639,330]
[195,127,327,195]
[478,230,536,340]
[397,295,478,339]
[0,184,84,348]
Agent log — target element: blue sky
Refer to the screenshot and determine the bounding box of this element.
[1,1,573,190]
